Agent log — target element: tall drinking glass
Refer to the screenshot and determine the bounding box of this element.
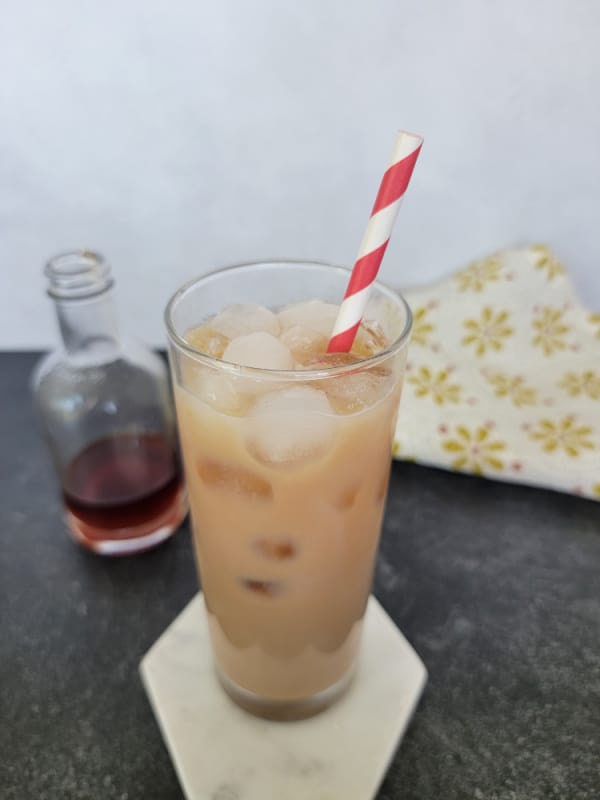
[165,261,412,719]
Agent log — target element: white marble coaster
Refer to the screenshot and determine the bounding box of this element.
[140,594,427,800]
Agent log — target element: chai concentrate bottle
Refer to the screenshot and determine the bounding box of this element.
[32,251,187,555]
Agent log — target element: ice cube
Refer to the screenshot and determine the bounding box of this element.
[223,332,295,371]
[307,358,392,414]
[352,320,388,358]
[253,538,298,560]
[239,578,285,597]
[184,325,229,358]
[278,300,339,338]
[246,386,336,467]
[195,370,253,415]
[329,370,392,414]
[197,460,273,500]
[183,362,251,415]
[333,484,360,510]
[279,325,328,363]
[210,303,280,339]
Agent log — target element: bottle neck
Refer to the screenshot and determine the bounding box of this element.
[54,288,120,356]
[45,251,120,359]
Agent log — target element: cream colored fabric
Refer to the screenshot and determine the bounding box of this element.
[395,245,600,501]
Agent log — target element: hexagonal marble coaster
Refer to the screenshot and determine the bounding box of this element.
[140,593,426,800]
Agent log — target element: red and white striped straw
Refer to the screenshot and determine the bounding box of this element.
[328,130,423,353]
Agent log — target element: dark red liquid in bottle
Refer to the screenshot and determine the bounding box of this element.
[63,433,186,554]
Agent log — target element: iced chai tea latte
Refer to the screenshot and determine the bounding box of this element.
[165,262,412,719]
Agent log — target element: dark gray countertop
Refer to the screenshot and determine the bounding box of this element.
[2,352,599,800]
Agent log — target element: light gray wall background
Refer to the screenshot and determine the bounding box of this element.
[1,0,599,349]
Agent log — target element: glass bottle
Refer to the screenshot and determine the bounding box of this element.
[32,251,187,555]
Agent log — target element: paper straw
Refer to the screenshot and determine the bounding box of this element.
[328,130,423,353]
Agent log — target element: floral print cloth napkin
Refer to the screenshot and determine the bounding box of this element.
[395,245,600,501]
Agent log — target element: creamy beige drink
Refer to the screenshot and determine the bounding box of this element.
[166,262,411,719]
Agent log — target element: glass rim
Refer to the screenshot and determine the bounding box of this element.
[164,259,413,380]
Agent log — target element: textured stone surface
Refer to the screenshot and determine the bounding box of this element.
[141,594,426,800]
[2,353,599,799]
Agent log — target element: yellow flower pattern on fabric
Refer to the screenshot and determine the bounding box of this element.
[391,245,600,502]
[455,257,502,292]
[531,244,566,280]
[442,425,506,475]
[529,417,595,457]
[392,440,416,461]
[408,367,462,405]
[532,307,570,356]
[411,306,435,347]
[462,307,513,356]
[485,372,538,407]
[558,371,600,401]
